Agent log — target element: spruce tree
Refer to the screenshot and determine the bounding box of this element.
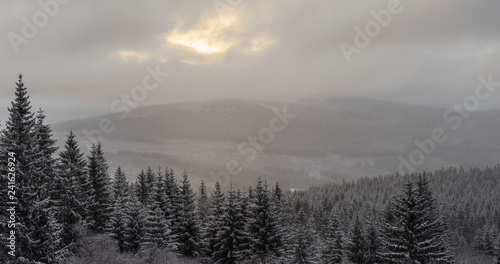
[271,181,288,259]
[415,176,452,262]
[156,168,178,251]
[123,193,146,254]
[173,170,201,257]
[141,171,174,254]
[204,180,226,258]
[57,131,94,227]
[290,209,315,264]
[0,74,37,261]
[381,178,452,263]
[347,216,366,264]
[33,108,68,262]
[52,131,81,254]
[107,166,130,252]
[34,109,82,262]
[198,180,210,228]
[211,186,248,264]
[135,170,149,204]
[365,222,381,264]
[248,178,282,261]
[87,142,112,232]
[0,75,64,262]
[163,167,181,244]
[237,188,253,262]
[322,214,343,263]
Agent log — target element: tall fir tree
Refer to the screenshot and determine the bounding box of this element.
[365,222,381,264]
[34,109,83,262]
[271,181,289,260]
[203,180,226,259]
[198,180,210,228]
[163,167,181,243]
[33,108,68,262]
[322,214,343,264]
[135,170,149,205]
[290,209,315,264]
[248,178,282,262]
[347,216,366,264]
[156,168,178,251]
[52,132,80,253]
[211,185,248,264]
[57,131,94,228]
[140,170,174,255]
[123,192,147,254]
[173,170,201,257]
[87,142,112,232]
[381,177,452,263]
[107,166,130,252]
[0,75,64,262]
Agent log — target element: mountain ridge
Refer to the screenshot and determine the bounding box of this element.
[50,98,500,190]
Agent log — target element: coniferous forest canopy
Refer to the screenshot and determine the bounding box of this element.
[1,76,500,264]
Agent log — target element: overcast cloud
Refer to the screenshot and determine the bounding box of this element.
[1,0,500,122]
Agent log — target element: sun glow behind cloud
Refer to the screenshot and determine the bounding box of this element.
[166,15,238,54]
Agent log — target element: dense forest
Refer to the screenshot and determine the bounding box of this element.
[1,75,500,263]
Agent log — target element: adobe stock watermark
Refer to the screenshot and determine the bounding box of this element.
[7,0,71,54]
[80,63,170,150]
[398,74,499,175]
[209,106,296,188]
[340,0,410,64]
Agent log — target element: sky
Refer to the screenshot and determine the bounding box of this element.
[1,0,500,123]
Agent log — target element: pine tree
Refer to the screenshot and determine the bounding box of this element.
[156,168,178,251]
[0,75,64,262]
[163,167,181,244]
[111,166,129,200]
[381,177,452,263]
[211,185,248,264]
[146,167,156,191]
[365,222,381,264]
[322,214,343,264]
[123,193,146,254]
[107,167,130,252]
[33,108,58,195]
[290,209,315,264]
[347,216,366,264]
[52,131,79,250]
[135,170,149,204]
[198,180,210,227]
[271,181,288,259]
[141,171,174,255]
[134,167,156,205]
[57,131,94,227]
[237,188,253,262]
[33,108,70,262]
[33,109,83,262]
[87,142,112,232]
[173,170,201,257]
[248,178,282,262]
[203,180,226,258]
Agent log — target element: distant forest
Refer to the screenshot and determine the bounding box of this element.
[1,75,500,263]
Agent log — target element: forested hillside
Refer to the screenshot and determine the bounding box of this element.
[1,76,500,263]
[50,95,500,190]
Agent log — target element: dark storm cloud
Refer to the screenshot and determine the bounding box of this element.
[1,0,499,122]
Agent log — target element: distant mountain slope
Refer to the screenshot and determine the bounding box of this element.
[50,98,500,190]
